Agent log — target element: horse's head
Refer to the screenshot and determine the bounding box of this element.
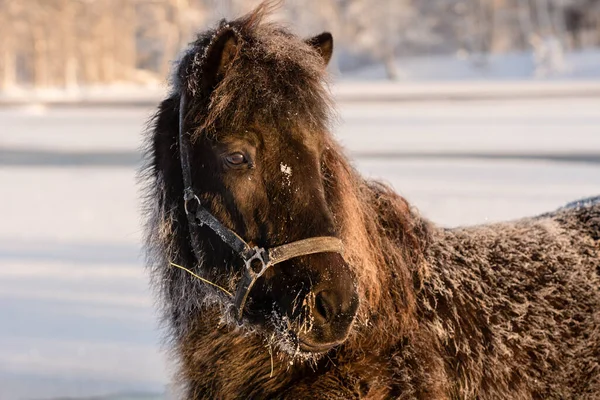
[150,5,359,358]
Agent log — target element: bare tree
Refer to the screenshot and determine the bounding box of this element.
[0,0,20,89]
[343,0,418,79]
[1,0,598,89]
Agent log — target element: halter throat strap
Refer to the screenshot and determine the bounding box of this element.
[177,92,344,321]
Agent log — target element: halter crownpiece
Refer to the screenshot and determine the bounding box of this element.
[177,92,344,321]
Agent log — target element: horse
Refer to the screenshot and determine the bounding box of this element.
[141,3,600,398]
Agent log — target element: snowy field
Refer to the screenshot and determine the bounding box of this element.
[2,49,600,107]
[1,95,600,400]
[344,48,600,81]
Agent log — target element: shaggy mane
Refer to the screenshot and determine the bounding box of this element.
[174,1,333,140]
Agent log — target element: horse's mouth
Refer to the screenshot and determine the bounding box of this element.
[298,338,342,354]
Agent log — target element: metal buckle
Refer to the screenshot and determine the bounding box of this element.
[233,247,271,322]
[243,247,270,279]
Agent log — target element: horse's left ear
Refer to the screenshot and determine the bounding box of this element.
[306,32,333,66]
[202,28,239,89]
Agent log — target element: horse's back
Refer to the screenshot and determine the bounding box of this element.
[553,195,600,241]
[429,195,600,398]
[560,195,600,211]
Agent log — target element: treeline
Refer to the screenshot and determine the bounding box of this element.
[1,0,599,88]
[0,0,206,89]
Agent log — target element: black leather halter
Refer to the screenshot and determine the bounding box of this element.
[177,92,344,321]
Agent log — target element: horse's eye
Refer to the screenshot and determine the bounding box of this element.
[225,152,247,166]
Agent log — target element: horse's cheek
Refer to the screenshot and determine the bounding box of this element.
[225,172,267,218]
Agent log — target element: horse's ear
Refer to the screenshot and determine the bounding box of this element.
[203,29,239,88]
[305,32,333,66]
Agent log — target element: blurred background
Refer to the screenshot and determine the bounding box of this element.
[1,0,599,399]
[1,0,600,88]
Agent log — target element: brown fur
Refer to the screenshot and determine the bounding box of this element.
[141,3,600,398]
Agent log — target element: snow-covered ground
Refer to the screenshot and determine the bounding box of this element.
[1,96,599,400]
[344,48,600,81]
[2,49,599,106]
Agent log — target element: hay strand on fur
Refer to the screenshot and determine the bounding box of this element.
[268,343,274,378]
[170,262,233,296]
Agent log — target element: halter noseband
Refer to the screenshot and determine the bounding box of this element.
[177,92,344,321]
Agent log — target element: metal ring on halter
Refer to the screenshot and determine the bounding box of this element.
[243,247,270,279]
[184,193,201,216]
[232,247,273,322]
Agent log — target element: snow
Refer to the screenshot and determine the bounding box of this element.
[0,108,150,152]
[337,98,600,156]
[1,50,599,108]
[1,94,599,399]
[0,83,166,104]
[280,163,292,186]
[280,163,292,176]
[344,49,600,81]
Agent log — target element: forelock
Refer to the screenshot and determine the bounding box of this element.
[174,4,333,139]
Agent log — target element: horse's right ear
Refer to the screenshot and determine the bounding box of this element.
[306,32,333,66]
[202,29,239,89]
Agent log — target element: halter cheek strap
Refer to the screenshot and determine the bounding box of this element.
[177,92,344,321]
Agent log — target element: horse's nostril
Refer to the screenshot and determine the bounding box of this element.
[314,291,334,323]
